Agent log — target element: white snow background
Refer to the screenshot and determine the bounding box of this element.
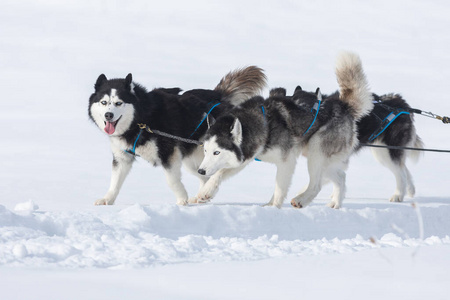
[1,0,450,299]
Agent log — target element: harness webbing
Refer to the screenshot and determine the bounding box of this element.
[123,103,220,155]
[303,89,322,135]
[368,110,410,141]
[189,102,221,137]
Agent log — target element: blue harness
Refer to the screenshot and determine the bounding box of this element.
[303,89,322,135]
[368,101,410,141]
[124,102,221,156]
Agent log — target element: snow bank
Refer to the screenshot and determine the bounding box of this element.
[1,202,449,269]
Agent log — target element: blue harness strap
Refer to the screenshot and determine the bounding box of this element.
[303,89,322,136]
[369,110,410,141]
[125,128,143,156]
[189,102,222,137]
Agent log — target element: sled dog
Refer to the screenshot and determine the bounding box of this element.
[194,51,373,208]
[88,67,266,205]
[356,94,423,202]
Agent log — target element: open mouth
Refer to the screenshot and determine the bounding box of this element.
[104,116,122,135]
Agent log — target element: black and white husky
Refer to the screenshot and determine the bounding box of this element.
[194,52,373,208]
[355,94,424,202]
[295,90,423,203]
[88,67,267,205]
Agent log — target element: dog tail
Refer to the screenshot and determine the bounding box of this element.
[215,66,267,105]
[335,51,373,120]
[408,134,424,163]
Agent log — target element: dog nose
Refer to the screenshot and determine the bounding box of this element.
[198,169,206,175]
[105,112,114,121]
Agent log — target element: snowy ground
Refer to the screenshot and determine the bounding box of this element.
[1,0,450,299]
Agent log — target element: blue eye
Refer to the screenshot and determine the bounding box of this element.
[115,102,123,106]
[213,151,220,155]
[101,101,107,105]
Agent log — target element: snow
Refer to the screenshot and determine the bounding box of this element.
[1,0,450,299]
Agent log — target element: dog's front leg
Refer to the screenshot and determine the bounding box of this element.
[195,169,225,203]
[95,153,134,205]
[163,159,189,206]
[264,154,297,208]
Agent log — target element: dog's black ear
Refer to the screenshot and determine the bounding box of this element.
[295,86,302,93]
[315,88,322,101]
[95,74,107,91]
[125,73,133,89]
[269,88,286,97]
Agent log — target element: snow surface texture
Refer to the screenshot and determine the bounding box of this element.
[1,0,450,299]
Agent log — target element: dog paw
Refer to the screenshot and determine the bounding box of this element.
[188,197,199,204]
[389,194,404,203]
[176,198,188,206]
[262,201,282,208]
[327,201,341,209]
[188,197,210,204]
[290,199,303,209]
[94,198,114,205]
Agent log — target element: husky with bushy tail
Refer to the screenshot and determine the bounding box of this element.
[196,51,373,209]
[88,66,266,205]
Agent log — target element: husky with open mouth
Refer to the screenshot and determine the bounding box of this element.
[194,52,373,208]
[88,67,266,205]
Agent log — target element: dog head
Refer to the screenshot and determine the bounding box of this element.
[198,117,244,177]
[88,73,138,136]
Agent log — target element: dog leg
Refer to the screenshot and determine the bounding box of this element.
[95,153,134,205]
[291,151,325,208]
[325,167,346,209]
[196,164,248,202]
[196,169,225,202]
[265,154,297,208]
[405,166,415,198]
[163,160,189,205]
[371,147,407,202]
[188,176,209,204]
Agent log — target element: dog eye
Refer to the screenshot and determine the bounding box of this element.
[213,151,220,155]
[100,101,107,105]
[115,102,123,106]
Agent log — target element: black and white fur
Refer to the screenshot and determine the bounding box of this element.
[88,67,267,205]
[296,90,423,203]
[356,94,423,202]
[195,52,373,208]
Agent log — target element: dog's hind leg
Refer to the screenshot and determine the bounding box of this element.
[264,153,297,208]
[163,151,190,205]
[371,146,408,202]
[95,152,134,205]
[405,166,415,197]
[325,167,347,209]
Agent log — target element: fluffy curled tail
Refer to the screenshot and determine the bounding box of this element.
[408,134,424,163]
[335,51,373,120]
[215,66,267,105]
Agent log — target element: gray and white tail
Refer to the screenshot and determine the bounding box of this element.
[335,51,373,120]
[215,66,267,105]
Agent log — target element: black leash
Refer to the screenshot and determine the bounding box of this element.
[137,123,203,146]
[360,143,450,153]
[408,107,450,124]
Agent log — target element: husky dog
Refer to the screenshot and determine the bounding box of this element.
[194,52,373,208]
[356,94,424,202]
[295,91,423,203]
[88,67,267,205]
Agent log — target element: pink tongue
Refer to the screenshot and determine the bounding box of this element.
[104,121,116,135]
